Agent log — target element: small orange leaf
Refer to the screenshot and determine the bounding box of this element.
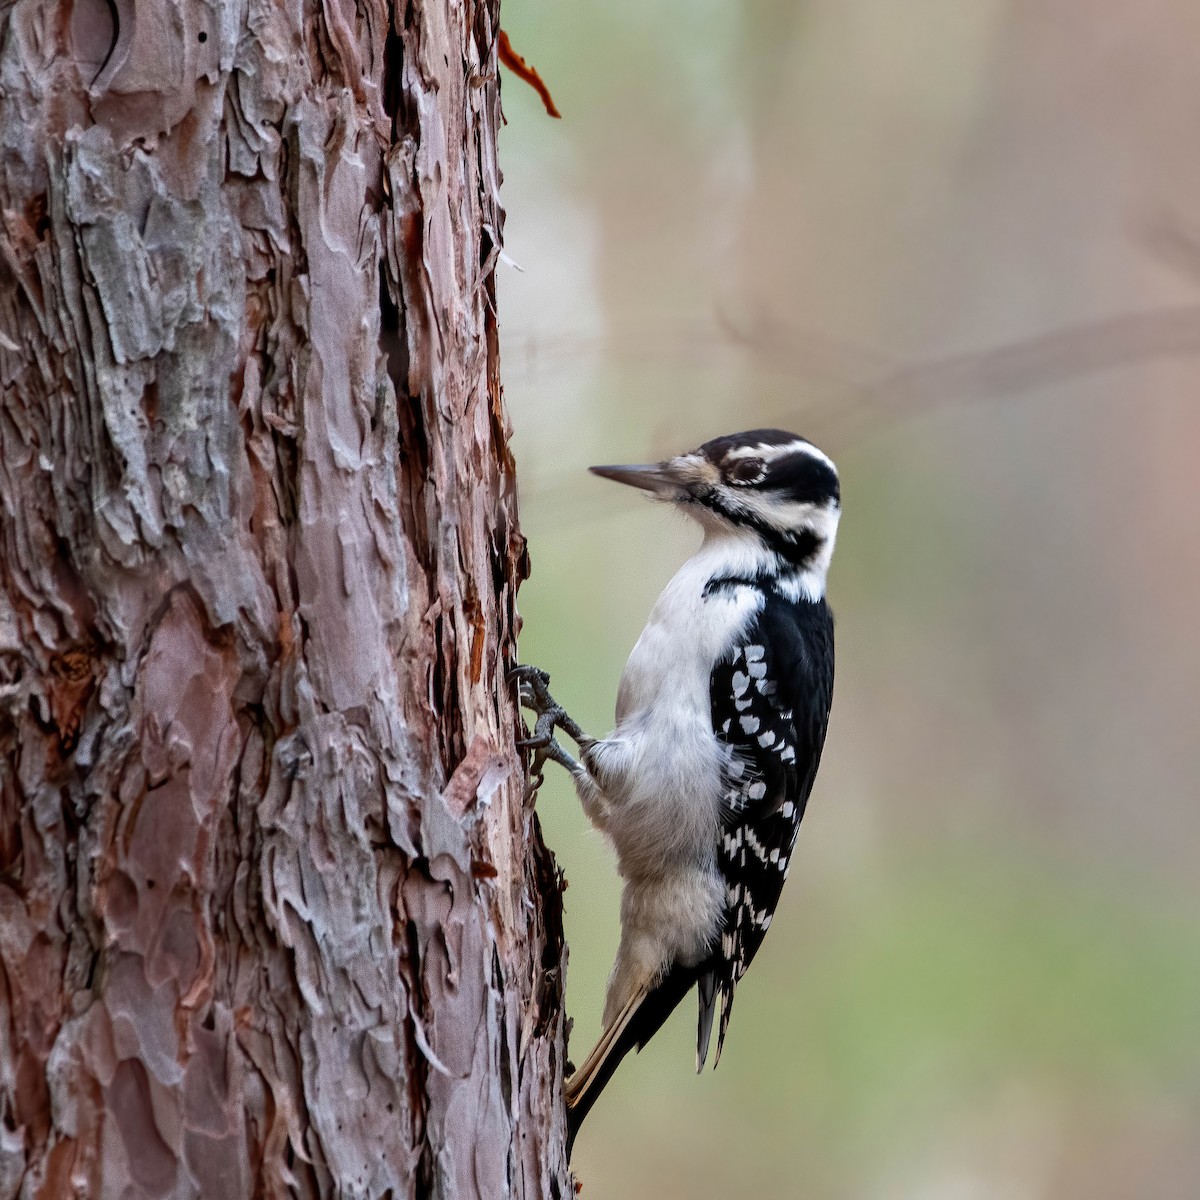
[498,29,562,119]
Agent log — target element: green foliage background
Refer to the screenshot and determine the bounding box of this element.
[499,2,1200,1194]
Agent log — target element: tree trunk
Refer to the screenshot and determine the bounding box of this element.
[0,0,569,1195]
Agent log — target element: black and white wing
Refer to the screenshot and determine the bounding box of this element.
[701,592,834,1066]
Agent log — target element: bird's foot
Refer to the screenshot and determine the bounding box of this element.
[511,665,587,774]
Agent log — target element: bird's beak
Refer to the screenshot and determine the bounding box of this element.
[588,460,686,496]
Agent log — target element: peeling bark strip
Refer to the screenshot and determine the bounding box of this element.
[0,0,569,1194]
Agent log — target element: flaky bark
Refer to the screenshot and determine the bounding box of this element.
[0,0,569,1195]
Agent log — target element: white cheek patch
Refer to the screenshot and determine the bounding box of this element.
[734,494,839,540]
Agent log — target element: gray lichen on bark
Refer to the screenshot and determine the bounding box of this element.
[0,0,569,1195]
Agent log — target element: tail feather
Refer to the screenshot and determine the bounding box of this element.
[713,983,735,1068]
[564,988,643,1112]
[565,964,701,1155]
[695,969,718,1072]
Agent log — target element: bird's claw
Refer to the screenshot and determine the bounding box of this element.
[512,664,589,786]
[512,665,564,731]
[510,664,555,716]
[511,664,589,749]
[516,716,576,771]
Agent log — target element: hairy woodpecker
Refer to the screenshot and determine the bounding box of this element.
[517,428,839,1149]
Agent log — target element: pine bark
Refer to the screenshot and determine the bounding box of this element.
[0,0,569,1196]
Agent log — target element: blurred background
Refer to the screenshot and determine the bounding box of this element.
[498,2,1200,1196]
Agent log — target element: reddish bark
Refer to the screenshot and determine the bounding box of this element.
[0,0,569,1195]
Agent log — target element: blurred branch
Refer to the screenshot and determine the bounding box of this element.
[1139,211,1200,285]
[514,303,1200,510]
[715,306,900,383]
[796,304,1200,447]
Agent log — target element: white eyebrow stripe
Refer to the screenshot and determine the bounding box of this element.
[723,442,799,462]
[723,440,838,477]
[789,440,838,475]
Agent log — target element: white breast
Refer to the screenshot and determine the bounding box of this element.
[595,534,770,881]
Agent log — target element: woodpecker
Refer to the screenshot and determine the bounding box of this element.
[517,428,839,1151]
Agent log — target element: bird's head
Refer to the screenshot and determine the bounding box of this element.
[590,428,840,578]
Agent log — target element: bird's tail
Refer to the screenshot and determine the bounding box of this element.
[564,964,701,1155]
[695,967,720,1071]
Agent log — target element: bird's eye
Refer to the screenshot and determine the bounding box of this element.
[727,458,766,486]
